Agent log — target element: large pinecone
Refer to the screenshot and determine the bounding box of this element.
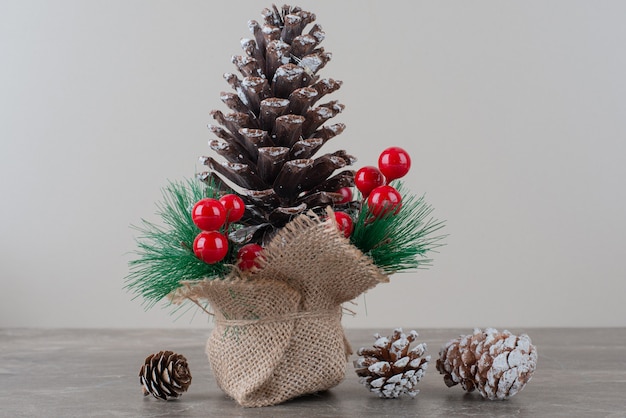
[199,4,355,245]
[139,351,192,400]
[436,328,537,400]
[354,328,430,398]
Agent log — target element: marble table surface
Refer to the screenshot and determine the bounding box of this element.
[1,328,625,417]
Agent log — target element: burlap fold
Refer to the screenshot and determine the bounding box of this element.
[173,210,388,407]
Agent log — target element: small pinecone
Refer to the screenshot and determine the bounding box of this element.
[354,328,430,398]
[199,4,355,245]
[436,328,537,400]
[139,351,192,400]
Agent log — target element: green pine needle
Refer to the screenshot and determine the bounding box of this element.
[126,178,445,309]
[125,178,230,308]
[350,182,446,275]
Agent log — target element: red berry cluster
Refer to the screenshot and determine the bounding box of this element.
[191,194,263,270]
[193,148,411,265]
[333,147,411,238]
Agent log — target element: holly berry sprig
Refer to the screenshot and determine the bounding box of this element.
[127,151,442,308]
[332,146,411,238]
[191,194,265,270]
[192,147,412,266]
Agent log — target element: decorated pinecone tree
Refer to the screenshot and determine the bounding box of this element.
[354,329,430,398]
[127,3,446,407]
[199,4,354,245]
[139,351,192,400]
[436,328,537,400]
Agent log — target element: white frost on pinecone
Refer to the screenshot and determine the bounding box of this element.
[354,328,429,399]
[436,328,537,400]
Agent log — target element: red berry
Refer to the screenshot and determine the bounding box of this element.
[192,198,226,231]
[219,194,245,223]
[355,166,385,197]
[334,211,353,238]
[237,243,264,271]
[337,187,353,204]
[193,231,229,264]
[367,185,402,217]
[378,146,411,181]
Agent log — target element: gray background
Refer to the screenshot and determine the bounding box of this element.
[2,0,625,328]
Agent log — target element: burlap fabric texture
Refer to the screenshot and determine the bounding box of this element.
[173,210,388,407]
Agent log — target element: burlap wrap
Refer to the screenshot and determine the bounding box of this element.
[172,211,388,407]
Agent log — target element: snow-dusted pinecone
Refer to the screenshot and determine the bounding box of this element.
[199,4,355,245]
[139,351,192,400]
[436,328,537,400]
[354,328,430,398]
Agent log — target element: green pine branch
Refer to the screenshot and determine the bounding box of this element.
[126,179,445,309]
[350,182,446,275]
[125,178,230,308]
